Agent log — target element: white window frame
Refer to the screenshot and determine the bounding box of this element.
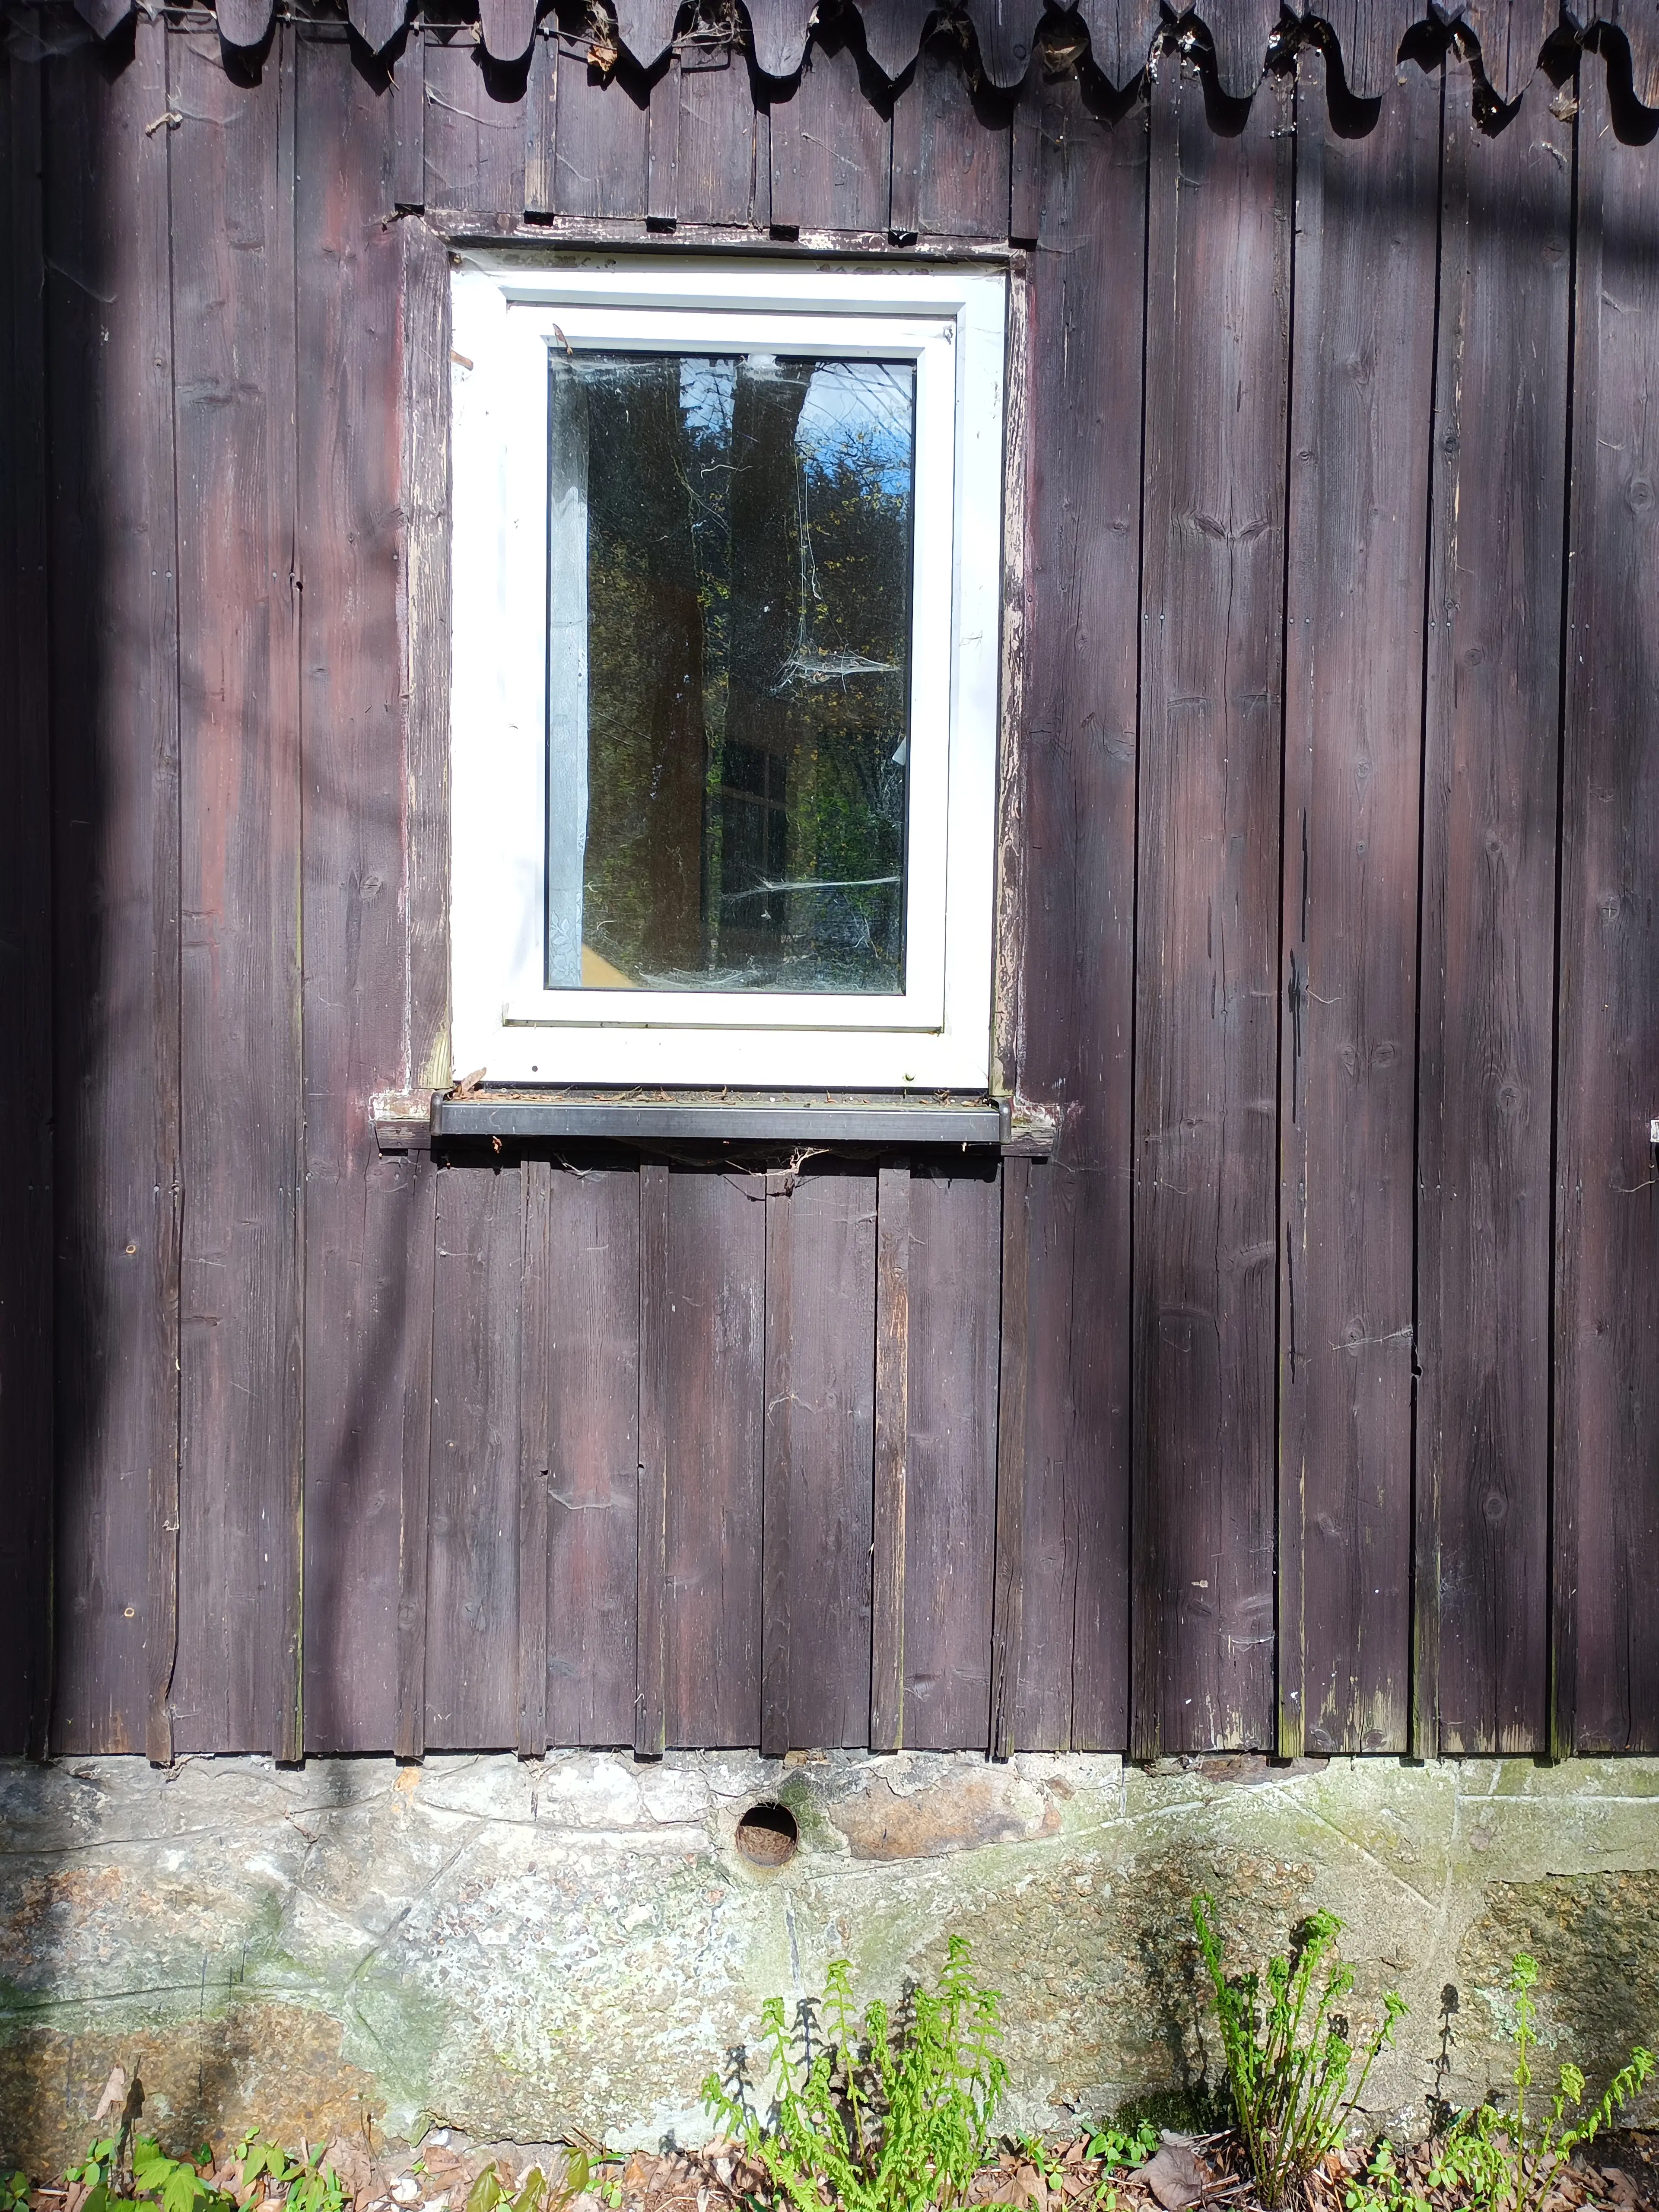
[449,253,1007,1091]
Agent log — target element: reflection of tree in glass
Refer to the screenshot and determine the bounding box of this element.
[572,351,915,994]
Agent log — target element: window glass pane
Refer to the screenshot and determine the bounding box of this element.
[546,350,916,994]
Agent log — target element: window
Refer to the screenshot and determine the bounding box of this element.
[449,256,1007,1090]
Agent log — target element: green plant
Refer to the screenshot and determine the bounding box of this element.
[1084,2122,1158,2175]
[702,1935,1007,2212]
[233,2139,347,2212]
[1,2172,31,2212]
[1192,1894,1406,2209]
[1346,1954,1654,2212]
[467,2152,591,2212]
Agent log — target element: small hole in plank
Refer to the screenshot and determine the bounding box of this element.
[735,1801,799,1867]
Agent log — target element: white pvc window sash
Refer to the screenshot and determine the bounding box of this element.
[449,256,1006,1090]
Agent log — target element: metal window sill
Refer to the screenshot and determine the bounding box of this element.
[378,1089,1057,1153]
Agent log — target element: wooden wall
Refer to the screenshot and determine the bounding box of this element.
[2,0,1656,1765]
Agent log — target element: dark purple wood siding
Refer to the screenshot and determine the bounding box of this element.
[6,0,1658,1761]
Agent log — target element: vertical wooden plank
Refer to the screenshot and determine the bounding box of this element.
[989,1157,1030,1760]
[904,1163,1001,1749]
[768,33,890,236]
[422,35,527,216]
[1551,58,1659,1756]
[552,38,650,219]
[675,48,758,224]
[889,60,921,236]
[1277,54,1440,1758]
[35,23,177,1759]
[870,1162,910,1751]
[518,1159,551,1757]
[0,28,54,1758]
[646,58,678,222]
[393,26,426,209]
[1132,59,1292,1758]
[170,26,305,1760]
[760,1170,793,1756]
[546,1164,640,1747]
[524,29,558,213]
[425,1164,523,1748]
[781,1169,877,1751]
[664,1170,766,1746]
[1017,71,1146,1754]
[296,30,426,1756]
[913,33,1011,240]
[1417,70,1571,1758]
[635,1160,669,1754]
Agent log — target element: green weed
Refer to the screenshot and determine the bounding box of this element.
[1083,2122,1159,2176]
[1192,1894,1406,2209]
[702,1935,1007,2212]
[1345,1954,1654,2212]
[467,2150,591,2212]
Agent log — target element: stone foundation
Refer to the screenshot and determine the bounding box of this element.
[2,1752,1656,2173]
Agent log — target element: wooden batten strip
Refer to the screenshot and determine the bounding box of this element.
[525,29,558,215]
[869,1162,910,1750]
[635,1161,671,1755]
[392,28,426,212]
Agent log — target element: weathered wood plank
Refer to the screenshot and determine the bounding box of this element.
[760,1169,793,1757]
[1416,71,1572,1758]
[0,30,55,1759]
[778,1168,876,1752]
[636,1160,670,1753]
[674,48,758,226]
[989,1157,1030,1759]
[552,35,650,220]
[169,27,305,1759]
[425,1164,523,1748]
[393,28,426,209]
[296,28,422,1756]
[904,1163,1001,1749]
[1277,52,1440,1758]
[518,1159,552,1756]
[1017,69,1145,1754]
[525,29,557,214]
[546,1163,640,1747]
[870,1162,910,1751]
[912,32,1011,240]
[768,29,890,235]
[664,1170,766,1747]
[402,210,452,1103]
[423,34,527,216]
[1551,56,1659,1756]
[1132,57,1291,1758]
[35,22,177,1760]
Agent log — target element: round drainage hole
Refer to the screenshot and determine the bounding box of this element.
[735,1801,799,1867]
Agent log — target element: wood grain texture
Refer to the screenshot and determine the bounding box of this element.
[296,29,420,1756]
[169,28,305,1760]
[1201,0,1281,99]
[1132,58,1292,1758]
[525,29,558,213]
[552,36,650,219]
[747,0,814,79]
[674,48,759,226]
[1456,0,1559,105]
[760,1169,794,1757]
[1277,54,1440,1759]
[989,1157,1030,1758]
[348,0,410,58]
[636,1160,670,1753]
[1017,69,1145,1754]
[776,1169,876,1751]
[35,23,177,1760]
[481,0,539,63]
[1551,57,1659,1756]
[1317,0,1417,101]
[423,34,527,216]
[910,32,1011,240]
[1071,0,1162,89]
[518,1159,552,1756]
[870,1162,911,1751]
[664,1170,766,1747]
[425,1165,523,1749]
[904,1164,1001,1749]
[1416,71,1572,1758]
[1608,0,1659,112]
[393,28,426,209]
[546,1165,640,1747]
[0,31,55,1759]
[768,32,890,235]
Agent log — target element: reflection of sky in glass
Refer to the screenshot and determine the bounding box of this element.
[674,354,913,493]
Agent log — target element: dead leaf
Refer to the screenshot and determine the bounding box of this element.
[1135,2146,1210,2212]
